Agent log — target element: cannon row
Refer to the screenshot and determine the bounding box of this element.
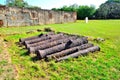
[19,32,100,62]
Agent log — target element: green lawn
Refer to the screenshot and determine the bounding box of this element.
[0,20,120,80]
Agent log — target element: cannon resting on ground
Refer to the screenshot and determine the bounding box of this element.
[19,32,55,44]
[19,32,100,62]
[28,36,77,53]
[36,38,88,59]
[46,43,94,59]
[56,46,100,62]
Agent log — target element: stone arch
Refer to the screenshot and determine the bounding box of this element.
[64,14,68,19]
[0,20,3,27]
[31,12,36,18]
[49,13,53,19]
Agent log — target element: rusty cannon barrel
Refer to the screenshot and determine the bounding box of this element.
[56,46,100,62]
[28,36,77,53]
[46,43,94,59]
[26,34,68,48]
[19,34,43,44]
[24,36,51,46]
[24,33,64,46]
[36,38,88,59]
[19,32,55,44]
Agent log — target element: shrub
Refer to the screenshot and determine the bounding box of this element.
[43,27,53,32]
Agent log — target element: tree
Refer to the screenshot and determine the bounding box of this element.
[52,4,96,19]
[6,0,41,9]
[77,5,96,19]
[95,0,120,19]
[106,0,120,3]
[6,0,29,7]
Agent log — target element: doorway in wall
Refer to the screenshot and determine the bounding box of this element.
[0,20,3,27]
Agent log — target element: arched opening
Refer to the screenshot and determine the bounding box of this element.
[31,12,36,18]
[0,20,3,27]
[64,14,68,19]
[49,13,53,19]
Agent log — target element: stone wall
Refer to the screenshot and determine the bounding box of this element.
[0,6,77,27]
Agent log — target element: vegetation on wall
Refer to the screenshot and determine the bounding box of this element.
[6,0,41,9]
[6,0,28,7]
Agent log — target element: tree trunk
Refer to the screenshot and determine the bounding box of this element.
[56,46,100,62]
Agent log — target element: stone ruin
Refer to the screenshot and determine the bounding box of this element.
[19,32,100,62]
[0,5,77,27]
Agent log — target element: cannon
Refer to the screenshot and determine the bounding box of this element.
[56,46,100,62]
[28,36,77,53]
[37,38,88,59]
[26,34,68,48]
[24,33,64,46]
[24,36,51,45]
[19,34,43,44]
[19,32,100,62]
[46,43,94,59]
[19,32,55,44]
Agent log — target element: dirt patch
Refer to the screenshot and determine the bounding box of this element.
[0,37,18,80]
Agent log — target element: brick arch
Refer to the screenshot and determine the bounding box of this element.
[64,14,68,19]
[49,13,53,19]
[0,20,3,27]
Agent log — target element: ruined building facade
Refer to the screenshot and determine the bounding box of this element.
[0,6,77,27]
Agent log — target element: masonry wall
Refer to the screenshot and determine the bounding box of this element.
[0,6,77,27]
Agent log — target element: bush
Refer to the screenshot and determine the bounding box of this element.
[43,27,53,32]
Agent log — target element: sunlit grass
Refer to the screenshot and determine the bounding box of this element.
[1,20,120,80]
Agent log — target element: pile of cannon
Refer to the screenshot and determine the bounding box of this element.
[19,32,100,62]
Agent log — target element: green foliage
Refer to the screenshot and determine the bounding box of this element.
[106,0,120,3]
[52,4,96,19]
[0,47,2,54]
[6,0,41,9]
[44,27,53,32]
[77,5,96,19]
[26,5,41,9]
[95,0,120,19]
[6,0,29,7]
[52,4,78,12]
[52,1,120,19]
[0,60,8,66]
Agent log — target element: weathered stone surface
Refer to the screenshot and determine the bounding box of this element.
[0,6,77,27]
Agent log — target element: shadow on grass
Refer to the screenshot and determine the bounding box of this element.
[30,56,51,62]
[30,56,40,62]
[20,49,30,56]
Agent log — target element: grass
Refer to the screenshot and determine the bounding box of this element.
[0,20,120,80]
